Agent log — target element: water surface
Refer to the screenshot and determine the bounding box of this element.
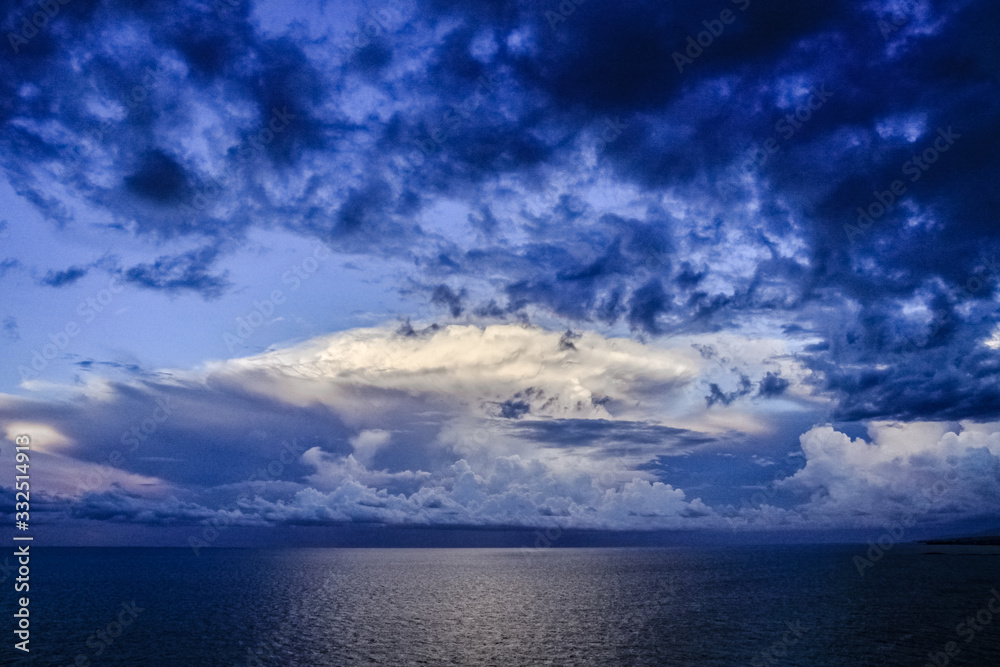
[7,545,999,666]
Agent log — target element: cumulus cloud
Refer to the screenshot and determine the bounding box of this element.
[248,455,720,531]
[347,429,392,468]
[738,421,1000,529]
[3,323,998,536]
[0,322,824,533]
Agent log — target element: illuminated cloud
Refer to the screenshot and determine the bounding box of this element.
[0,0,998,543]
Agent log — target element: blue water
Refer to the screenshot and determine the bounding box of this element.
[3,545,998,665]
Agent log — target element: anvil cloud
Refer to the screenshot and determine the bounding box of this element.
[0,0,997,543]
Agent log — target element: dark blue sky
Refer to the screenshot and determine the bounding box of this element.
[0,0,998,545]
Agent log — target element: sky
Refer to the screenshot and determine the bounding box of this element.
[0,0,998,546]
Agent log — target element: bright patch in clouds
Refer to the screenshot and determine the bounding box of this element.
[4,421,70,452]
[1,323,999,537]
[218,323,701,422]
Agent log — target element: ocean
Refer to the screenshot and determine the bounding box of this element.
[4,545,998,666]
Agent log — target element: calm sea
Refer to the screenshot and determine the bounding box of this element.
[3,545,998,666]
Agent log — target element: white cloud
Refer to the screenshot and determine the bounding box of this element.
[250,453,723,531]
[348,429,391,467]
[771,421,1000,527]
[983,323,1000,349]
[302,447,432,492]
[2,323,895,533]
[5,421,70,451]
[210,323,704,425]
[209,322,817,429]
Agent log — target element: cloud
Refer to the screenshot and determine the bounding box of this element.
[216,323,705,425]
[120,244,230,298]
[0,0,995,409]
[762,421,1000,528]
[67,493,255,527]
[0,259,21,278]
[706,373,753,408]
[40,266,88,287]
[2,0,1000,538]
[3,421,71,453]
[2,324,997,535]
[246,455,720,531]
[758,372,790,398]
[499,399,530,419]
[507,418,715,451]
[0,323,789,532]
[2,316,19,341]
[430,284,466,317]
[347,429,392,468]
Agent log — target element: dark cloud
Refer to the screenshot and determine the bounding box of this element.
[691,343,716,360]
[121,244,229,298]
[558,329,580,351]
[40,265,88,287]
[468,205,499,237]
[73,359,144,374]
[0,0,330,239]
[68,492,222,526]
[2,316,19,341]
[473,299,508,319]
[0,258,20,278]
[0,0,998,421]
[510,418,716,450]
[124,150,190,204]
[627,279,671,334]
[0,378,345,488]
[499,399,530,419]
[705,373,753,408]
[758,372,790,398]
[430,284,465,317]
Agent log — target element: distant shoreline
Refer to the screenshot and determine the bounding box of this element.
[919,536,1000,546]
